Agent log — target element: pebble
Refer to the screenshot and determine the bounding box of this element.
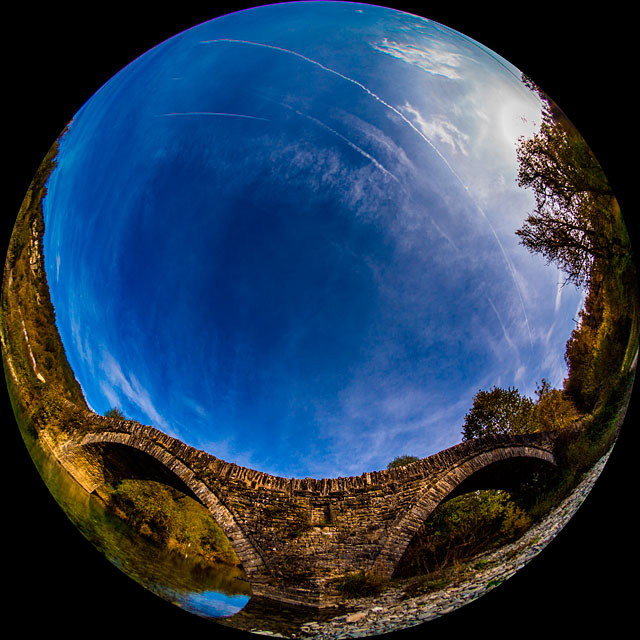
[276,451,613,640]
[345,612,367,623]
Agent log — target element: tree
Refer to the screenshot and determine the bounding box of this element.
[533,378,580,431]
[462,386,536,440]
[387,455,419,469]
[562,266,633,412]
[105,407,125,419]
[515,78,626,288]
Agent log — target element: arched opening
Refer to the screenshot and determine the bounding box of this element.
[392,455,558,584]
[443,455,559,508]
[78,441,253,617]
[83,441,201,498]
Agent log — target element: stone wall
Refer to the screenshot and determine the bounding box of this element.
[65,414,557,606]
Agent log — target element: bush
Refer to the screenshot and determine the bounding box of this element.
[533,379,580,431]
[387,455,419,469]
[335,571,387,598]
[395,490,532,578]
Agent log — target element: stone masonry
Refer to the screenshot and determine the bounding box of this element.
[54,409,558,607]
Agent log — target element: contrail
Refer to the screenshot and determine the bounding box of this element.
[428,217,459,251]
[474,202,534,350]
[277,101,400,183]
[300,112,399,183]
[161,111,270,121]
[486,295,517,354]
[200,38,461,178]
[200,38,533,348]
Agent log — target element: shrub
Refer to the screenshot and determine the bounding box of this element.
[387,455,419,469]
[335,571,387,598]
[395,490,532,578]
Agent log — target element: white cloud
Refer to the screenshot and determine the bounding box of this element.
[99,380,120,409]
[199,435,286,478]
[371,38,468,79]
[401,102,469,156]
[99,349,174,435]
[69,306,94,372]
[291,107,400,183]
[554,272,565,313]
[304,369,492,478]
[335,109,416,175]
[266,137,399,222]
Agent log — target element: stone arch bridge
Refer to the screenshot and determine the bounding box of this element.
[57,410,560,607]
[2,152,572,609]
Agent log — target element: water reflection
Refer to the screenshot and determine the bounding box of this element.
[179,591,253,618]
[17,413,251,619]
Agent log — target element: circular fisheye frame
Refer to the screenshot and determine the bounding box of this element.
[5,2,635,636]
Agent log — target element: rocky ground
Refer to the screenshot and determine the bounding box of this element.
[248,449,611,639]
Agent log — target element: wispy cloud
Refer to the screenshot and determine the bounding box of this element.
[69,305,94,373]
[370,38,468,79]
[200,37,466,186]
[265,134,399,223]
[279,101,400,183]
[99,379,120,409]
[311,378,485,478]
[486,295,517,354]
[555,271,565,313]
[199,434,286,478]
[336,111,416,176]
[401,102,469,155]
[99,349,173,435]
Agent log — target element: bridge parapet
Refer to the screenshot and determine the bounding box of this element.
[75,410,555,491]
[62,416,559,606]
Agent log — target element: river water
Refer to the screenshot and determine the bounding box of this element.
[12,397,355,635]
[16,413,252,620]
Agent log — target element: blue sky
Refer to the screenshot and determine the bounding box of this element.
[42,2,583,478]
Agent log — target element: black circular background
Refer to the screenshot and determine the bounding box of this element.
[4,3,634,637]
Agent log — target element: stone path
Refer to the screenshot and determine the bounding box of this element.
[250,449,612,639]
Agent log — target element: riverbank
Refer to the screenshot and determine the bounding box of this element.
[229,448,612,638]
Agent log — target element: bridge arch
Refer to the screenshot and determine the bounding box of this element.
[74,431,268,578]
[371,445,556,579]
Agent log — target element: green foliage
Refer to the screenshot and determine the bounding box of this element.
[1,132,88,415]
[563,261,637,413]
[532,378,580,431]
[528,372,632,521]
[516,77,638,417]
[486,578,503,589]
[462,377,583,440]
[100,479,241,567]
[402,572,452,597]
[104,407,125,419]
[387,455,419,469]
[462,386,536,440]
[395,490,532,579]
[335,571,387,598]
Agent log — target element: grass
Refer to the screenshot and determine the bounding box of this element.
[400,562,468,598]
